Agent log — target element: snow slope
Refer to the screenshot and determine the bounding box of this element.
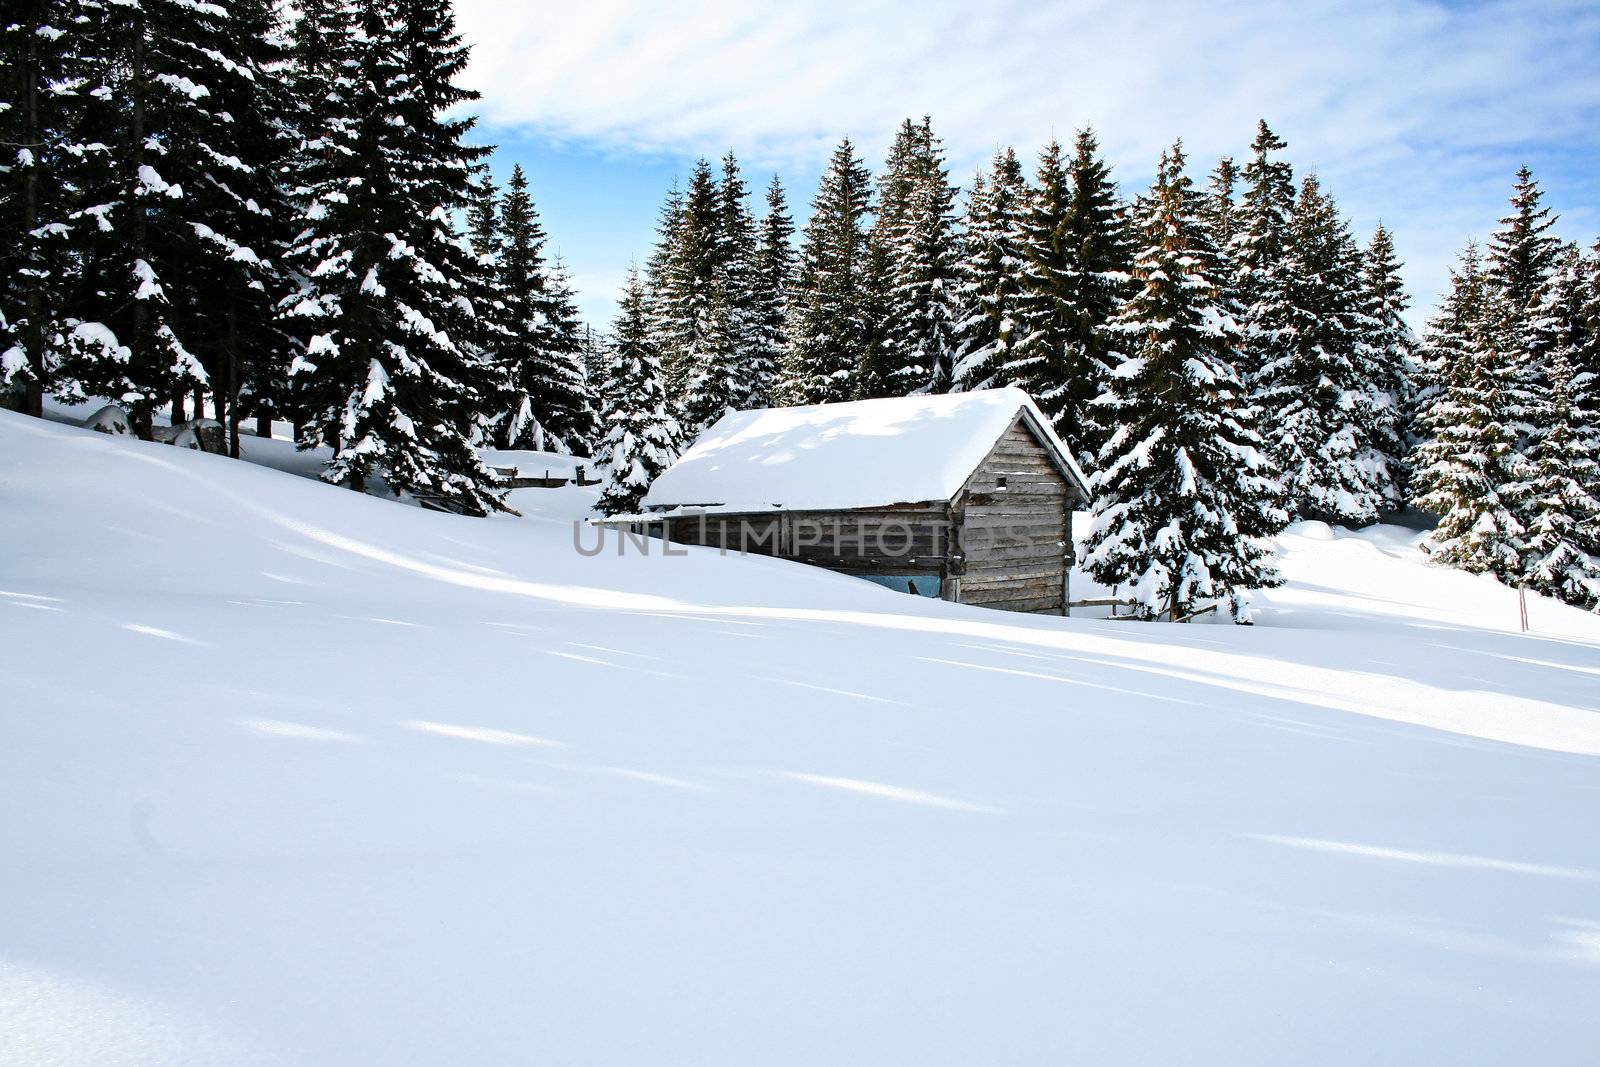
[2,408,1599,1066]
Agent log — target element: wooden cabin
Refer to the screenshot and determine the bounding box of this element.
[630,388,1091,615]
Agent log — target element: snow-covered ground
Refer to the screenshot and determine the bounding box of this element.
[2,407,1598,1066]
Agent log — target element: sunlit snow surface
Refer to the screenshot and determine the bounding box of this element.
[2,409,1598,1066]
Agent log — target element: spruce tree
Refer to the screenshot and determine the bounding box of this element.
[675,152,763,432]
[484,164,591,453]
[596,270,679,515]
[1054,128,1134,462]
[1256,173,1386,524]
[657,159,723,426]
[1580,240,1600,385]
[190,0,293,455]
[1084,142,1285,623]
[953,149,1030,390]
[540,256,596,453]
[57,0,260,438]
[1231,120,1296,389]
[781,138,873,405]
[1410,259,1529,581]
[1200,156,1241,265]
[861,117,962,397]
[750,175,794,408]
[1359,223,1416,504]
[1519,347,1600,608]
[280,0,505,514]
[0,0,110,418]
[1487,166,1560,348]
[1010,141,1075,438]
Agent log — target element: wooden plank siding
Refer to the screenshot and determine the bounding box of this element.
[950,417,1075,615]
[660,506,951,575]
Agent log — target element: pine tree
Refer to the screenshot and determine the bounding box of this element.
[1580,240,1600,386]
[1200,156,1241,266]
[1410,260,1529,581]
[1010,141,1074,435]
[0,0,112,418]
[655,158,723,425]
[1359,223,1416,504]
[1519,347,1600,608]
[1256,173,1386,524]
[781,138,873,405]
[1083,141,1285,623]
[1487,166,1560,349]
[643,181,684,361]
[675,152,763,432]
[280,0,505,514]
[1054,128,1134,462]
[860,117,962,397]
[1231,120,1296,389]
[484,165,591,453]
[596,270,679,515]
[540,255,596,453]
[190,0,293,455]
[953,149,1030,390]
[57,0,261,438]
[750,174,794,408]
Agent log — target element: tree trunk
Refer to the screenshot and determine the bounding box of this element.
[170,391,186,425]
[256,413,272,439]
[226,302,241,458]
[132,407,154,441]
[19,4,46,419]
[129,19,152,442]
[194,386,207,421]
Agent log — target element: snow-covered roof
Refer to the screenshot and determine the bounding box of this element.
[642,388,1089,513]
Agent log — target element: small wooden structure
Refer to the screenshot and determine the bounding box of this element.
[624,388,1091,615]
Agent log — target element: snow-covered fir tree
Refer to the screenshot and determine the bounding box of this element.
[1083,141,1286,623]
[0,0,114,418]
[1200,156,1241,268]
[279,0,505,513]
[1359,223,1417,503]
[1231,120,1296,390]
[1052,128,1134,464]
[483,164,593,453]
[859,117,962,397]
[1255,173,1389,524]
[1518,346,1600,608]
[1008,131,1133,464]
[1581,240,1600,386]
[952,149,1030,391]
[56,0,272,438]
[673,153,762,433]
[750,175,794,408]
[780,139,873,405]
[596,269,679,515]
[187,0,293,455]
[542,256,598,454]
[1487,166,1561,349]
[1410,256,1529,581]
[1009,142,1075,439]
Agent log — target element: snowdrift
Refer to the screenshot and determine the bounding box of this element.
[2,409,1598,1066]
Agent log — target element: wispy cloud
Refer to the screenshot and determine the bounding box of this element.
[457,0,1600,322]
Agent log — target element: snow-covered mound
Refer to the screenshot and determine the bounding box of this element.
[2,408,1598,1066]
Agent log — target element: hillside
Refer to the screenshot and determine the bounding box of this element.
[2,409,1598,1066]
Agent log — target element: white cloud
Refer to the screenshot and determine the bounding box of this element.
[457,0,1600,324]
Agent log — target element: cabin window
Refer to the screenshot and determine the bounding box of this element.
[996,475,1008,489]
[856,573,942,598]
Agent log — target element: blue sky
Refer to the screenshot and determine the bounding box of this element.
[458,0,1600,331]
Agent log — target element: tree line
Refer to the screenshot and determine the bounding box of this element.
[5,2,1596,613]
[2,0,594,516]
